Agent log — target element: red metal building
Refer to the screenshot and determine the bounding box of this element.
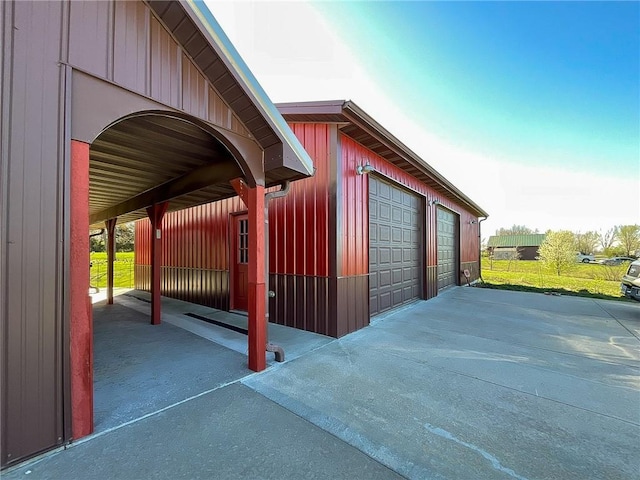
[135,100,488,338]
[1,0,313,468]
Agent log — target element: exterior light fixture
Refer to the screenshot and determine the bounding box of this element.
[356,163,375,175]
[469,220,478,224]
[428,199,440,206]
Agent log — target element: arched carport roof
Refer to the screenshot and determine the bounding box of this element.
[86,1,314,228]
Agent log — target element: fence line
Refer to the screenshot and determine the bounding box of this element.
[90,258,135,288]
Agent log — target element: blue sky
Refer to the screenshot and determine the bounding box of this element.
[316,1,639,174]
[206,1,639,237]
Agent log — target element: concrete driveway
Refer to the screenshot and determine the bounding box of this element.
[4,288,639,479]
[244,288,640,479]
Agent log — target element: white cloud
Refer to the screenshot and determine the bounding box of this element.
[206,1,640,237]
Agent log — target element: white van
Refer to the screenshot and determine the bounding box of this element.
[620,260,640,301]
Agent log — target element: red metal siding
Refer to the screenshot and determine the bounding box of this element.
[269,123,331,277]
[133,123,334,333]
[135,196,243,309]
[339,133,479,277]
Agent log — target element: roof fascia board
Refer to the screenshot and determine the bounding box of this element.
[181,0,314,177]
[341,102,488,217]
[276,101,346,116]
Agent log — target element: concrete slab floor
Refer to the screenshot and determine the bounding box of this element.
[5,287,638,479]
[3,384,401,480]
[92,292,334,433]
[244,287,640,480]
[115,291,334,364]
[93,302,251,432]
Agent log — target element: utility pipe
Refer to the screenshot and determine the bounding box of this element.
[263,181,291,362]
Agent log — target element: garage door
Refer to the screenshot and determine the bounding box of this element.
[369,176,422,316]
[437,207,457,290]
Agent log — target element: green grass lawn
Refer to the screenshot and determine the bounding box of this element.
[480,259,630,301]
[90,251,135,288]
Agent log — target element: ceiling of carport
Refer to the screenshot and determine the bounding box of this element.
[89,115,242,228]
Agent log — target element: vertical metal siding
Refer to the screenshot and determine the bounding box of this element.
[2,0,65,467]
[69,1,111,79]
[135,196,243,310]
[68,1,249,138]
[113,1,149,93]
[133,123,334,334]
[339,134,479,289]
[150,16,181,108]
[182,54,207,120]
[269,123,331,277]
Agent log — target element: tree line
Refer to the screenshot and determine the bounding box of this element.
[495,224,640,257]
[90,223,135,252]
[493,224,639,276]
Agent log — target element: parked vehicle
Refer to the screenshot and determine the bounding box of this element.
[575,253,595,263]
[620,260,640,301]
[599,256,636,266]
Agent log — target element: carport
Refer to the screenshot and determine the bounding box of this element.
[65,1,314,450]
[91,290,332,434]
[2,0,317,469]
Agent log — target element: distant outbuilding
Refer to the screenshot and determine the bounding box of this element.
[487,234,546,260]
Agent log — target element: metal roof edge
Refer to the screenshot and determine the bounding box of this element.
[275,100,488,217]
[341,101,489,218]
[276,100,347,115]
[181,0,315,177]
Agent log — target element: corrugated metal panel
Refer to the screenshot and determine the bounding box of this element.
[340,133,479,284]
[2,0,65,467]
[69,1,111,79]
[269,123,331,277]
[182,53,207,119]
[113,1,149,93]
[340,136,368,276]
[133,122,332,328]
[150,16,181,107]
[68,1,253,140]
[135,196,242,310]
[487,234,546,248]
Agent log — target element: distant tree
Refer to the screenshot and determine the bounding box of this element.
[599,227,617,252]
[116,223,135,252]
[573,231,599,255]
[90,229,105,252]
[616,225,640,257]
[496,225,539,236]
[538,230,575,276]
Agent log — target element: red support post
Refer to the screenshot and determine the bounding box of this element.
[70,140,93,439]
[247,185,266,372]
[146,202,168,325]
[105,218,117,305]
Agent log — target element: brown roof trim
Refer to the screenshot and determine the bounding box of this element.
[149,0,314,179]
[276,100,488,217]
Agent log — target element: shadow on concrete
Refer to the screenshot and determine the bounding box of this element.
[93,302,251,432]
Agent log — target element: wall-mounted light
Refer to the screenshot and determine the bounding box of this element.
[428,199,440,206]
[356,163,375,175]
[469,220,478,224]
